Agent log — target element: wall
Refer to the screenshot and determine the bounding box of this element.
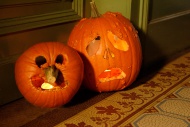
[143,0,190,72]
[129,0,190,73]
[94,0,132,19]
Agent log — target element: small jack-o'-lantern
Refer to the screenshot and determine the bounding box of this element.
[67,2,142,92]
[15,42,84,108]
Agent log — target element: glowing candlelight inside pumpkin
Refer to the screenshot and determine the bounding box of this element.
[41,82,54,90]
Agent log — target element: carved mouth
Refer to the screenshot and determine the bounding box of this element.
[31,66,65,90]
[98,68,126,82]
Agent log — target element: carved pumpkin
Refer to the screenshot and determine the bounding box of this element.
[67,2,142,92]
[15,42,84,108]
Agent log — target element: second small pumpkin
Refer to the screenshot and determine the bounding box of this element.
[15,42,84,108]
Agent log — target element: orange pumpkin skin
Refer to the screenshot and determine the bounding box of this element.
[67,12,142,92]
[15,42,84,108]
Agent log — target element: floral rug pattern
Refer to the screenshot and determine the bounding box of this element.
[55,52,190,127]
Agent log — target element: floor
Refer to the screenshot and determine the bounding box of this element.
[0,49,190,127]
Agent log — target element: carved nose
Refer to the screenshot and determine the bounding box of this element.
[103,48,115,59]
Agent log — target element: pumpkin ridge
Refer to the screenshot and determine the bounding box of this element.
[42,91,54,108]
[107,13,141,86]
[120,22,141,85]
[54,90,64,107]
[99,15,124,67]
[96,17,111,64]
[32,43,49,63]
[80,20,90,53]
[43,42,52,65]
[101,13,128,53]
[28,88,42,106]
[93,16,122,91]
[114,14,134,86]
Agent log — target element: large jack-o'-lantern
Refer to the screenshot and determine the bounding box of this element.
[15,42,84,108]
[67,2,142,92]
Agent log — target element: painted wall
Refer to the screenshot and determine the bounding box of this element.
[143,0,190,72]
[94,0,131,19]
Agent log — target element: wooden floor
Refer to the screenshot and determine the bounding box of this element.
[0,49,190,127]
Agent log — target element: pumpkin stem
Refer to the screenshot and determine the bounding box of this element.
[44,66,59,84]
[90,0,101,18]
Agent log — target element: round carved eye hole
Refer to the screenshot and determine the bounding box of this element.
[35,56,47,68]
[55,54,63,64]
[86,36,101,56]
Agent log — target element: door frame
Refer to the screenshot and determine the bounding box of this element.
[131,0,149,34]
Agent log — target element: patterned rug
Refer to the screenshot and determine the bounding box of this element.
[0,51,190,127]
[55,51,190,127]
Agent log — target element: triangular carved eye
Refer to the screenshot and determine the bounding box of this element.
[107,31,129,51]
[86,36,101,56]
